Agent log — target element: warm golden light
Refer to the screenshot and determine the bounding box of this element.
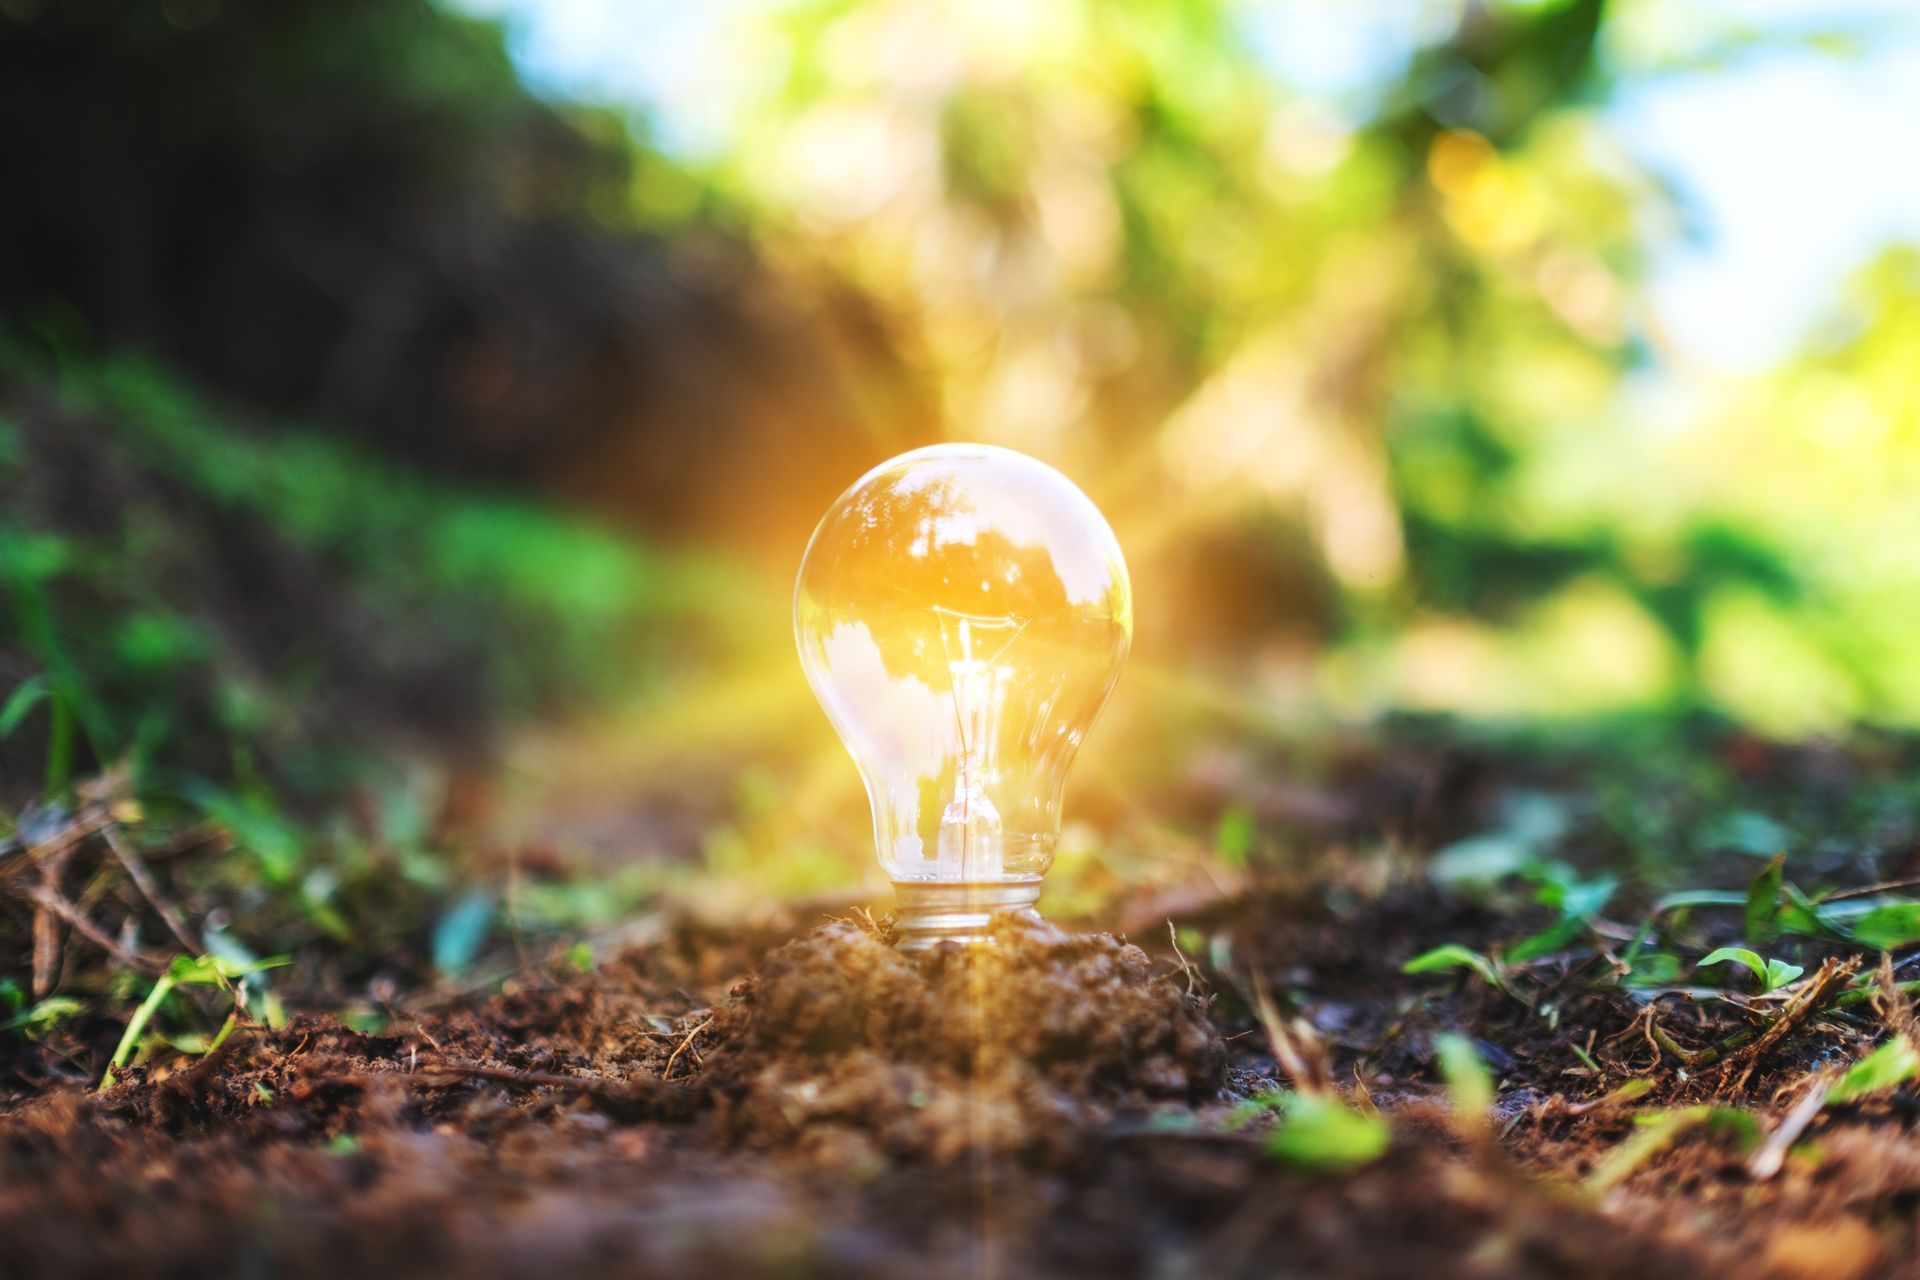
[795,444,1131,947]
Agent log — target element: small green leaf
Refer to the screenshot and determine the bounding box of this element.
[1429,833,1532,886]
[432,890,495,977]
[194,789,304,885]
[1509,874,1615,963]
[1746,854,1784,944]
[170,953,292,987]
[1402,944,1499,988]
[341,1008,387,1034]
[1435,1032,1494,1124]
[1699,947,1768,986]
[1828,1038,1920,1104]
[1764,958,1805,991]
[1652,889,1747,913]
[0,995,83,1035]
[1703,811,1792,857]
[1777,883,1832,937]
[1605,1078,1655,1104]
[1215,806,1255,869]
[1851,903,1920,950]
[1266,1094,1392,1173]
[1699,948,1801,992]
[0,675,49,740]
[1621,952,1683,988]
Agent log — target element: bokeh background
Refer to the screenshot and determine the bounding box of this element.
[3,0,1918,961]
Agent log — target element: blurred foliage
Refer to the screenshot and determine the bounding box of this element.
[0,342,692,975]
[661,0,1916,739]
[0,347,663,804]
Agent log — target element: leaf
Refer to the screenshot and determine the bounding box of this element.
[1435,1033,1493,1127]
[1850,903,1920,950]
[1605,1078,1655,1104]
[169,953,291,987]
[1764,958,1805,990]
[0,996,83,1035]
[1266,1094,1392,1173]
[1509,874,1615,963]
[1652,889,1748,913]
[1827,1038,1920,1104]
[1698,948,1804,992]
[1746,854,1784,944]
[1402,944,1499,988]
[1621,952,1683,988]
[432,891,495,977]
[1429,791,1568,887]
[193,788,304,885]
[1556,874,1620,922]
[1214,806,1255,870]
[1702,810,1792,857]
[1506,919,1580,965]
[1778,883,1834,938]
[1429,833,1532,886]
[0,675,49,740]
[1699,947,1768,986]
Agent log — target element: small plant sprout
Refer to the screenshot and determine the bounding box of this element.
[0,995,83,1038]
[1698,947,1804,993]
[1826,1037,1920,1104]
[100,953,290,1090]
[1434,1033,1494,1143]
[1401,944,1502,990]
[1264,1092,1392,1173]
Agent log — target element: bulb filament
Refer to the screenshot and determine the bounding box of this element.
[935,612,1026,879]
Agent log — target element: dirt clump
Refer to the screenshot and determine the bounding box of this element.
[695,913,1226,1164]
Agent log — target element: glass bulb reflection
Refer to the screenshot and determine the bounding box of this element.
[795,444,1131,929]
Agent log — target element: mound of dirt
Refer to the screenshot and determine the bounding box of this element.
[697,914,1225,1164]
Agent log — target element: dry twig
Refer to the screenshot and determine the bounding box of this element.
[1249,975,1331,1095]
[664,1015,715,1081]
[102,823,201,955]
[12,881,166,976]
[1748,1080,1829,1180]
[312,1057,693,1116]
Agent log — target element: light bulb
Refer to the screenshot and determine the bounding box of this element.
[795,443,1132,949]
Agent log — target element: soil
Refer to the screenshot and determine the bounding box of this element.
[4,876,1916,1280]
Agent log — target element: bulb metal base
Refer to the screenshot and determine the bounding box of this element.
[890,878,1042,951]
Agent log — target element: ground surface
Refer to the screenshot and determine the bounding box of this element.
[5,845,1919,1280]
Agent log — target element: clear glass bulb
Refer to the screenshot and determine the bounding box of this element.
[795,444,1132,948]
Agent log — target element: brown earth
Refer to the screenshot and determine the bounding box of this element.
[4,880,1915,1280]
